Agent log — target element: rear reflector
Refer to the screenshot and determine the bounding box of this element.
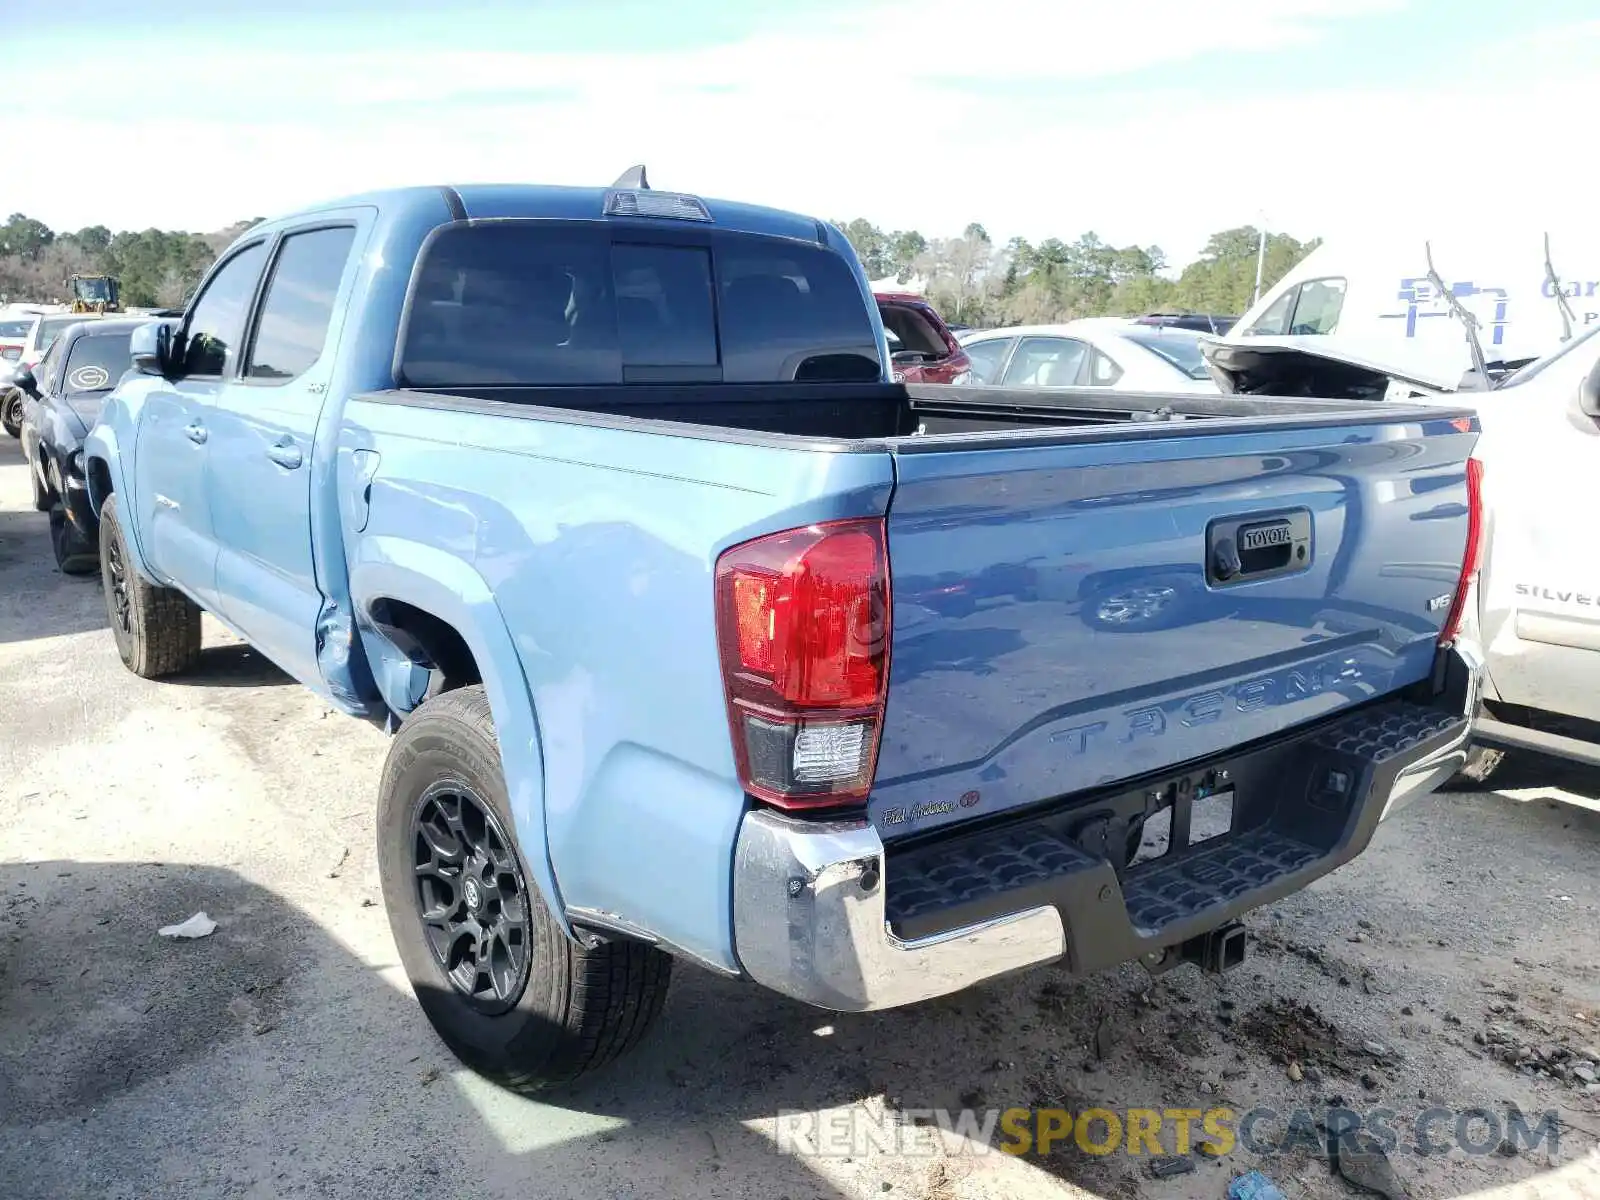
[715,519,890,811]
[1438,456,1484,646]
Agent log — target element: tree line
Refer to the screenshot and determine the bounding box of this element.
[3,209,1318,324]
[0,213,261,310]
[833,218,1319,326]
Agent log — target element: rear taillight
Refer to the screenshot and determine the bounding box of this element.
[1438,456,1484,646]
[715,518,891,811]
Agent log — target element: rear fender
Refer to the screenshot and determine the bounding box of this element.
[348,542,566,935]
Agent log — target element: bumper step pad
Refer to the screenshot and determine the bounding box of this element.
[1122,830,1318,931]
[886,825,1097,932]
[882,700,1465,965]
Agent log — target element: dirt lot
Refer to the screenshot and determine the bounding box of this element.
[3,435,1599,1200]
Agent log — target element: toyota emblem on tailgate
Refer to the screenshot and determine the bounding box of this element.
[1239,522,1292,551]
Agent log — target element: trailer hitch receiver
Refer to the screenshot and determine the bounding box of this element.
[1181,921,1248,974]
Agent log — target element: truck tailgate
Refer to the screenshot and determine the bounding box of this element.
[871,415,1477,839]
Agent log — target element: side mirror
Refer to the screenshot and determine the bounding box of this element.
[129,320,172,377]
[12,365,38,398]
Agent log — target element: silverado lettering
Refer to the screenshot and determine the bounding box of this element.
[1515,584,1597,606]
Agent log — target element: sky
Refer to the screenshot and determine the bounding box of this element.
[4,0,1596,266]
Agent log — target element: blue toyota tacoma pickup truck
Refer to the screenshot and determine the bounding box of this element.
[86,172,1484,1091]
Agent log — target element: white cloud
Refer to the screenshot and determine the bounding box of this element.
[23,0,1402,104]
[8,0,1589,264]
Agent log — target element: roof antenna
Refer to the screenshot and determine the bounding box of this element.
[1543,231,1576,343]
[611,164,650,190]
[1425,239,1490,390]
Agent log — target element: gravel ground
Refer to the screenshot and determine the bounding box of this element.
[2,435,1599,1200]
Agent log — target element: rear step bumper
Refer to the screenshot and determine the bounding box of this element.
[731,641,1480,1012]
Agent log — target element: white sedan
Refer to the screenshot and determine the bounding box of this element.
[957,319,1219,392]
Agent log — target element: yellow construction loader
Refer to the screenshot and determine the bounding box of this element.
[68,274,122,314]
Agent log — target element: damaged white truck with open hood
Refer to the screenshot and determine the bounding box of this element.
[1221,228,1600,393]
[1206,259,1600,792]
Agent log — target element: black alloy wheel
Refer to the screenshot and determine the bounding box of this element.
[105,524,133,636]
[411,780,532,1014]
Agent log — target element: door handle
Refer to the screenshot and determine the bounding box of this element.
[266,439,303,470]
[184,421,208,445]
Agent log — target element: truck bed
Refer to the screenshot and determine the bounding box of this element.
[346,377,1475,851]
[363,381,1461,446]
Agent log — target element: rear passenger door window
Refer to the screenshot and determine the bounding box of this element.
[180,242,270,377]
[1002,337,1088,387]
[1087,349,1124,387]
[245,226,358,381]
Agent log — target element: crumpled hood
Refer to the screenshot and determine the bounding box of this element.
[1200,336,1465,399]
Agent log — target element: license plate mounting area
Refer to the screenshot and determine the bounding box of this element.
[1063,766,1237,876]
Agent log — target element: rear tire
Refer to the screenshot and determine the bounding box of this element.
[377,685,672,1093]
[98,494,202,678]
[49,504,98,575]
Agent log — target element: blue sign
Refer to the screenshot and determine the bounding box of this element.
[1379,277,1509,346]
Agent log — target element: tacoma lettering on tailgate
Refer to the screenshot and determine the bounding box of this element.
[1049,657,1364,756]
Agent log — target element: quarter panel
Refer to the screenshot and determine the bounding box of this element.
[344,399,895,968]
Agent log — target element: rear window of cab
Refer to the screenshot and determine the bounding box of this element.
[62,331,136,394]
[398,222,882,387]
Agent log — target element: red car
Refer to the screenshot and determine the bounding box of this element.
[875,293,973,384]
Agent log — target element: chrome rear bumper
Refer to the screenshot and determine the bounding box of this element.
[732,811,1066,1012]
[1379,638,1482,820]
[731,642,1482,1013]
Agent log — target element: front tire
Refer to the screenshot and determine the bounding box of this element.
[378,686,672,1093]
[49,504,98,575]
[98,494,202,678]
[29,453,53,512]
[1,389,21,439]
